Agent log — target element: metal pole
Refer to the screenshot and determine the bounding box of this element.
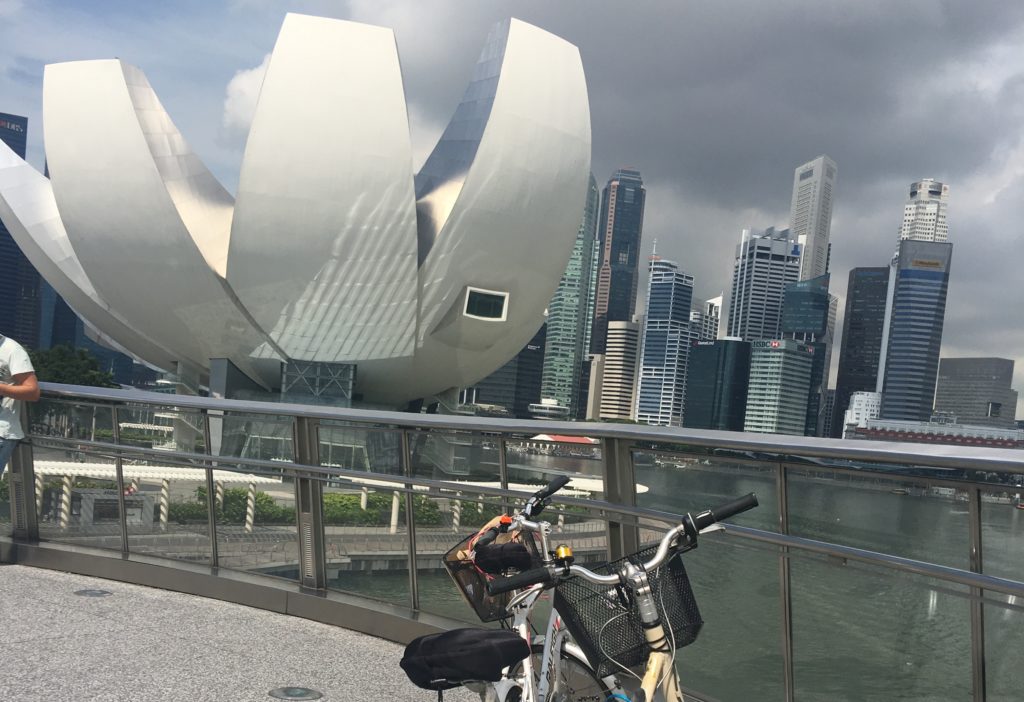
[111,407,129,555]
[202,412,219,568]
[402,430,420,611]
[778,464,795,702]
[498,436,510,515]
[968,487,986,702]
[601,437,638,561]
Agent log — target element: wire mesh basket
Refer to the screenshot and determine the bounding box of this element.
[553,546,703,678]
[442,529,541,623]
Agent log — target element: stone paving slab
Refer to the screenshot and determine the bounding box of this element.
[0,564,477,702]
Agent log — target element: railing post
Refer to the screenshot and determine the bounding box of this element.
[778,463,795,702]
[111,407,129,555]
[968,487,986,701]
[601,436,637,561]
[402,430,420,610]
[8,439,39,544]
[202,411,219,568]
[498,436,510,515]
[294,416,326,590]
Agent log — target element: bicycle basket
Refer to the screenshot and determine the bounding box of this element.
[442,529,541,623]
[553,545,703,678]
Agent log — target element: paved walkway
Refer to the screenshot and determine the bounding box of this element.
[0,564,476,702]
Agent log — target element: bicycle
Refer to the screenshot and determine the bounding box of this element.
[401,477,758,702]
[487,491,759,701]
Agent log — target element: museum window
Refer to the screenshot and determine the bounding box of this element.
[465,288,508,321]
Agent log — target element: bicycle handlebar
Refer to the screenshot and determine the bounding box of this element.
[486,492,760,592]
[487,566,554,595]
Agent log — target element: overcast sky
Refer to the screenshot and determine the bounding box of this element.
[1,0,1022,416]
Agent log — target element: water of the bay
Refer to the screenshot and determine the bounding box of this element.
[331,453,1024,702]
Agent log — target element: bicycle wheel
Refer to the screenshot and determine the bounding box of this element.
[509,645,611,702]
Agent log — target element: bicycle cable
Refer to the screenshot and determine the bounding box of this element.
[597,609,644,684]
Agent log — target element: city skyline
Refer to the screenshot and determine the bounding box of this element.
[0,2,1021,412]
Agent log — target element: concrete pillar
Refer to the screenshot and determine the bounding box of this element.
[244,481,256,534]
[360,486,368,510]
[35,472,44,517]
[451,493,461,532]
[215,481,224,510]
[389,490,400,535]
[59,475,73,530]
[159,479,170,531]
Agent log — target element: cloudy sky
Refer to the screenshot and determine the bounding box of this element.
[1,0,1022,415]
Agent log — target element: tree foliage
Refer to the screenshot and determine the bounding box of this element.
[29,345,117,387]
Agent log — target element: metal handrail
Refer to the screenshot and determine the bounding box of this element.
[37,383,1024,473]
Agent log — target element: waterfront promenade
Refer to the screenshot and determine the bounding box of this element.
[0,564,475,702]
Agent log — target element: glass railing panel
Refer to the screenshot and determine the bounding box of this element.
[413,492,497,625]
[37,472,123,550]
[504,436,605,501]
[408,430,501,484]
[674,536,784,702]
[212,412,294,466]
[791,556,971,701]
[787,468,970,569]
[317,426,410,605]
[986,594,1024,699]
[634,452,778,531]
[213,473,297,581]
[981,486,1024,581]
[124,466,212,565]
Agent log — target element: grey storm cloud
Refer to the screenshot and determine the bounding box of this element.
[1,0,1023,411]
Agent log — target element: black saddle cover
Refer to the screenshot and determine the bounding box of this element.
[400,627,531,690]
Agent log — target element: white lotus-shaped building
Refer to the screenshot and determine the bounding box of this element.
[0,14,591,406]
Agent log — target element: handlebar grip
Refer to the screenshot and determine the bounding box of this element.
[534,475,571,500]
[486,567,553,596]
[692,493,759,531]
[474,526,499,549]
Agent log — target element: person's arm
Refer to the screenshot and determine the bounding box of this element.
[0,371,40,402]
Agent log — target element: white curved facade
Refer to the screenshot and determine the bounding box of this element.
[229,14,420,364]
[0,14,591,407]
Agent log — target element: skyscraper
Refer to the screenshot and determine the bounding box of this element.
[878,240,953,421]
[465,325,547,419]
[591,169,645,354]
[683,338,752,431]
[540,174,599,416]
[634,256,694,426]
[832,267,889,437]
[727,227,801,341]
[596,321,639,420]
[781,274,832,435]
[934,358,1017,428]
[0,112,41,348]
[790,155,837,281]
[690,295,722,341]
[744,339,816,435]
[899,179,949,243]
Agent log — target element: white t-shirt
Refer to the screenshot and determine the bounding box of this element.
[0,335,34,440]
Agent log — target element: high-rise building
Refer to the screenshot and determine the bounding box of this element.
[591,169,645,354]
[832,267,889,437]
[878,239,953,421]
[727,227,801,342]
[790,155,837,281]
[464,325,546,419]
[690,295,722,341]
[822,389,837,439]
[683,338,752,431]
[842,391,882,437]
[781,274,833,435]
[634,256,693,426]
[597,321,639,421]
[934,358,1017,428]
[539,174,600,417]
[0,111,41,348]
[744,339,816,436]
[899,179,949,244]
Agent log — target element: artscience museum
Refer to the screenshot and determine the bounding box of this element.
[0,13,591,408]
